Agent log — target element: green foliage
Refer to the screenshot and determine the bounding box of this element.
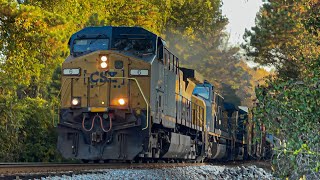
[0,96,62,162]
[255,77,320,178]
[0,0,67,96]
[0,0,65,161]
[243,0,320,79]
[16,97,62,162]
[245,0,320,178]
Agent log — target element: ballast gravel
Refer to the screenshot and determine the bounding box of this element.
[41,165,275,180]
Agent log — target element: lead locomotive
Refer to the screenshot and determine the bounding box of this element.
[57,26,271,162]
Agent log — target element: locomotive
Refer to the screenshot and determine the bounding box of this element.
[57,26,271,162]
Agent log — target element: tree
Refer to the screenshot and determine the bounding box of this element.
[0,0,68,161]
[255,77,320,179]
[244,0,320,178]
[242,0,320,79]
[0,0,67,97]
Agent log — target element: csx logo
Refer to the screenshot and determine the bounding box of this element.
[89,71,117,83]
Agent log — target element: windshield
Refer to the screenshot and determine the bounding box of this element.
[113,38,154,54]
[73,38,109,54]
[193,86,210,99]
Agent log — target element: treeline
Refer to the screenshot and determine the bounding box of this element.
[0,0,264,162]
[243,0,320,179]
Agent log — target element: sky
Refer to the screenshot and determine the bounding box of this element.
[221,0,264,45]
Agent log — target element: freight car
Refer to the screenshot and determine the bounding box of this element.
[57,26,271,162]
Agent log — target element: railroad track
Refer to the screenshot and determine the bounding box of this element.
[0,160,271,179]
[0,162,207,179]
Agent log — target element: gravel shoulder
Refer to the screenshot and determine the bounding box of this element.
[41,164,277,180]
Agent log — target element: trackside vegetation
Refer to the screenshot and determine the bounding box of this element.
[243,0,320,179]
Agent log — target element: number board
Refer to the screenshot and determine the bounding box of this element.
[130,69,149,76]
[63,68,80,75]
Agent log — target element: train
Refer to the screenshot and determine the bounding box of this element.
[57,26,272,162]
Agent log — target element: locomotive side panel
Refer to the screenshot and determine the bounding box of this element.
[190,95,206,131]
[150,47,178,129]
[150,57,176,128]
[149,56,162,125]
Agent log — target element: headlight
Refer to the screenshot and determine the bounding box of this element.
[71,97,81,106]
[101,55,107,62]
[118,98,125,106]
[101,62,108,68]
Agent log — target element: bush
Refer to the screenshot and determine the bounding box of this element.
[255,77,320,179]
[0,96,62,162]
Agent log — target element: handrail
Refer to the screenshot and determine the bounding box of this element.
[53,78,73,126]
[58,77,73,98]
[61,79,73,103]
[107,77,149,131]
[56,76,149,131]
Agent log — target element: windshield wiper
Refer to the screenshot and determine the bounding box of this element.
[73,49,94,57]
[88,35,102,46]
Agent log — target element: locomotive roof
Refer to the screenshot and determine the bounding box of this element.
[224,103,249,114]
[68,26,157,48]
[224,102,238,111]
[238,106,249,113]
[179,67,204,84]
[68,26,158,62]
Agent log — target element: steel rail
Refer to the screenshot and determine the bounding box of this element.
[0,162,207,177]
[0,160,271,178]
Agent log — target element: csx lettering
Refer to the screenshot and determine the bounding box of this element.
[90,71,108,83]
[90,71,117,83]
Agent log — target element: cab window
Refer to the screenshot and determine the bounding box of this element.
[193,86,210,100]
[73,38,109,55]
[113,38,154,54]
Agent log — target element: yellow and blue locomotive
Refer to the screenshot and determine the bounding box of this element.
[57,26,269,162]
